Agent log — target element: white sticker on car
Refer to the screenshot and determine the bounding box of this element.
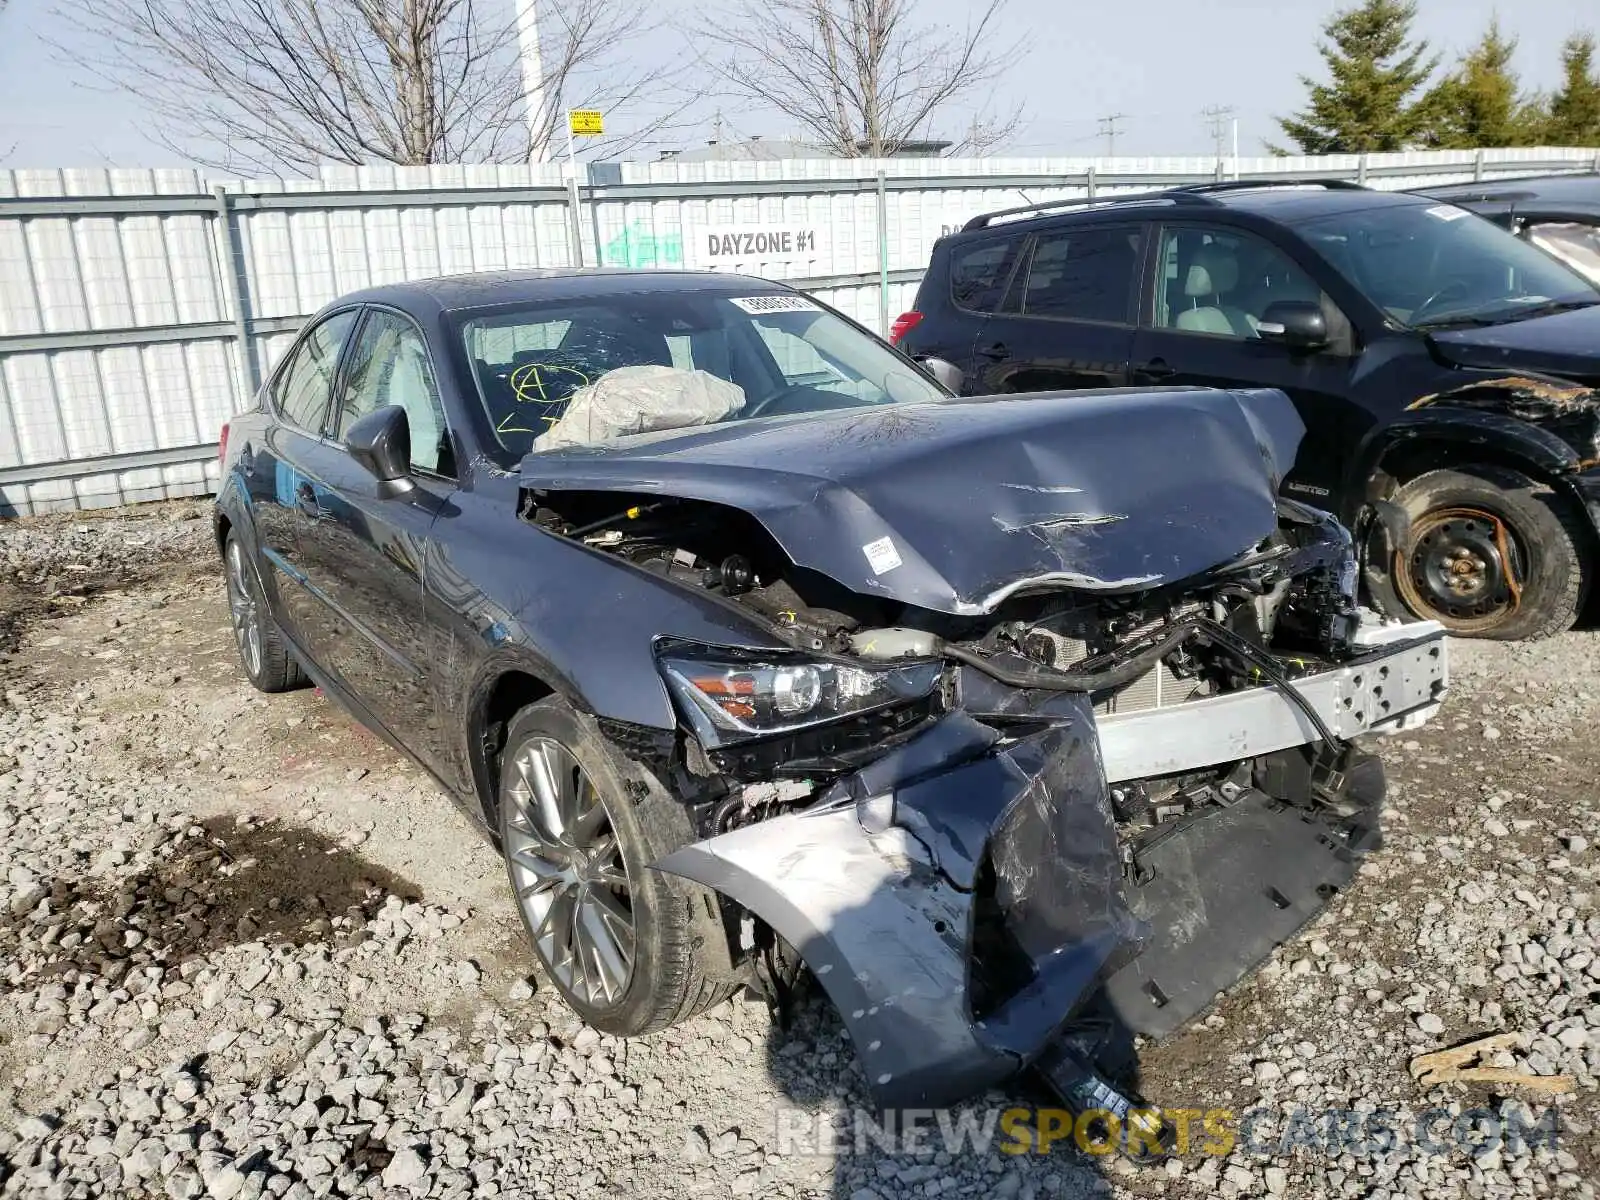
[1424,205,1471,221]
[727,295,820,315]
[862,536,903,576]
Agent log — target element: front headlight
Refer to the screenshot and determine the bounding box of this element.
[658,644,943,744]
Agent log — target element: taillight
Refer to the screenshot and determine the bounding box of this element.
[218,422,230,463]
[889,311,924,345]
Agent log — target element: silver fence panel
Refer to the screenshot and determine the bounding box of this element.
[3,148,1600,513]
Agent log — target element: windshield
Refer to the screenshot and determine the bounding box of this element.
[1294,202,1600,329]
[458,290,946,458]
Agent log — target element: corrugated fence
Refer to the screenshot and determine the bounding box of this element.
[1,146,1596,514]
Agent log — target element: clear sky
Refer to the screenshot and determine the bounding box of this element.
[0,0,1593,170]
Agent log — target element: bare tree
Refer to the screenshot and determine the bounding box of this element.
[59,0,683,174]
[698,0,1024,157]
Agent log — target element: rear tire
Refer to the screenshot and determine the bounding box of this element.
[496,696,735,1036]
[224,532,307,692]
[1371,464,1589,641]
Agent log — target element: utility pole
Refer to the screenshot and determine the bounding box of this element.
[516,0,548,161]
[1097,114,1127,159]
[1201,105,1236,163]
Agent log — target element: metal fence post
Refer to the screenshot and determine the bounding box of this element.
[876,170,889,337]
[566,171,586,267]
[1085,164,1097,200]
[1473,149,1486,181]
[211,186,260,403]
[587,179,605,269]
[1357,154,1368,185]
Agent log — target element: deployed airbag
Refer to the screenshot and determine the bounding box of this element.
[533,365,746,451]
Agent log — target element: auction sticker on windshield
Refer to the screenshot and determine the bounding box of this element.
[1423,205,1471,221]
[728,295,820,315]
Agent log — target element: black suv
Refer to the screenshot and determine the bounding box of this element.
[895,180,1600,640]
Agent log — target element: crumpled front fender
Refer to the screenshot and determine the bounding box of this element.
[652,703,1138,1110]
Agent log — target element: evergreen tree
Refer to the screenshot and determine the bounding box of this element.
[1543,33,1600,145]
[1423,19,1542,148]
[1275,0,1439,154]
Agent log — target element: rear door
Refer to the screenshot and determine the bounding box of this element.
[251,309,360,649]
[908,231,1028,387]
[967,222,1144,395]
[289,308,460,768]
[1128,221,1363,497]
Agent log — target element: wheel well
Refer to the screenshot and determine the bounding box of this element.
[1373,437,1557,498]
[473,670,555,824]
[214,512,232,558]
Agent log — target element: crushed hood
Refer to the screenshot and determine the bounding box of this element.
[1429,304,1600,383]
[519,387,1304,616]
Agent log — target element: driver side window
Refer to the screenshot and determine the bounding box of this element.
[335,311,455,478]
[1154,225,1350,349]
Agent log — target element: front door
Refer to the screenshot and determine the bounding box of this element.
[1129,222,1366,500]
[290,309,460,771]
[968,222,1144,395]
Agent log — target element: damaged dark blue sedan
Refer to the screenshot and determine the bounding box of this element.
[214,270,1448,1134]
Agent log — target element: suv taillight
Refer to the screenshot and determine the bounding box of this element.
[218,422,229,463]
[889,311,924,345]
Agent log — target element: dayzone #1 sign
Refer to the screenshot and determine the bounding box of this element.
[695,225,825,267]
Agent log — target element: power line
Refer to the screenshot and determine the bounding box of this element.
[1097,113,1128,158]
[1200,105,1236,161]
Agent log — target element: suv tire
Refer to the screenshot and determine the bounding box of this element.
[1375,464,1589,640]
[496,697,736,1035]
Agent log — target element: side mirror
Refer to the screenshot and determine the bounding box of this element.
[1256,300,1328,351]
[344,404,413,491]
[919,357,965,393]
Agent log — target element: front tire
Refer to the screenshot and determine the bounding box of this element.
[1373,465,1590,640]
[496,697,734,1035]
[224,532,306,692]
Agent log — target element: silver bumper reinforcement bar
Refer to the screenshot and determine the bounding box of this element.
[1095,621,1448,783]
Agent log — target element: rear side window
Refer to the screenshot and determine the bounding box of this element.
[274,311,357,433]
[949,236,1024,312]
[1019,226,1141,323]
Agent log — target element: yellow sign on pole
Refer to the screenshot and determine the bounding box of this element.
[568,110,604,136]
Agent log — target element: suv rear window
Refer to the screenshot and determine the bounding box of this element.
[950,236,1024,312]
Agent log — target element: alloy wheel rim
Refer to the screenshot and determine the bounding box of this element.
[226,541,264,678]
[1395,506,1524,632]
[503,737,636,1007]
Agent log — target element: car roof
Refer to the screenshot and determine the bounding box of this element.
[1412,172,1600,217]
[953,181,1430,238]
[335,269,790,317]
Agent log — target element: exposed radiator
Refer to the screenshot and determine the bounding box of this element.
[1040,634,1205,715]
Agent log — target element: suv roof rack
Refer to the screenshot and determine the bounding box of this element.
[960,177,1371,232]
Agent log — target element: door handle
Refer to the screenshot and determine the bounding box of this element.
[1135,358,1176,381]
[295,483,322,519]
[979,342,1009,360]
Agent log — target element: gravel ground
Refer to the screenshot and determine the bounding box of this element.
[0,504,1596,1200]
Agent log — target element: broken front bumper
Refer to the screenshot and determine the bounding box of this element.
[654,623,1449,1110]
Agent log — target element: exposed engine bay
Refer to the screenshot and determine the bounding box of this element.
[515,386,1449,1153]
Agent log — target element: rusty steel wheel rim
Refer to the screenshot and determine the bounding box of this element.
[1394,505,1525,633]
